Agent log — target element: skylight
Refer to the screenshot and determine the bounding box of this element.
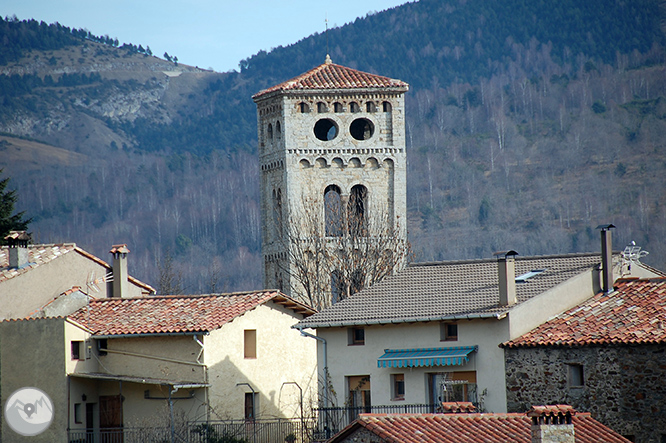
[515,269,545,283]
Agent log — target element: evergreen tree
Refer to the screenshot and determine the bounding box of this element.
[0,169,31,243]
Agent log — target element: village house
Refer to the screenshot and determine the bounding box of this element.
[294,227,662,436]
[0,290,317,442]
[502,277,666,443]
[326,405,630,443]
[0,233,154,320]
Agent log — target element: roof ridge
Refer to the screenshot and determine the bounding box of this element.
[86,289,278,302]
[411,252,603,267]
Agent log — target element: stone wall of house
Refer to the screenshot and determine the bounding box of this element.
[505,344,666,443]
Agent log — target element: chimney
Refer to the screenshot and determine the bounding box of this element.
[596,224,615,293]
[527,405,576,443]
[494,250,518,306]
[109,244,130,298]
[5,231,30,269]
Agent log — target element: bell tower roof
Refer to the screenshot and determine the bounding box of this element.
[253,57,408,100]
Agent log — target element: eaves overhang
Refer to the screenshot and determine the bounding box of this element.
[292,311,507,331]
[253,85,409,102]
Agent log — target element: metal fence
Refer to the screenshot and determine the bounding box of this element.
[314,403,436,440]
[68,404,443,443]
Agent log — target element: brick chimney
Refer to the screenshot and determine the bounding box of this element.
[596,224,615,293]
[109,244,130,298]
[527,405,576,443]
[5,231,30,269]
[494,250,518,306]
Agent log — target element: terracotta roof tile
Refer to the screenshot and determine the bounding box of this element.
[0,243,77,283]
[503,278,666,347]
[253,57,408,99]
[0,243,156,294]
[297,253,606,329]
[67,291,315,335]
[329,412,630,443]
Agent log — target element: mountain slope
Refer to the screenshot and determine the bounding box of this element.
[2,1,666,293]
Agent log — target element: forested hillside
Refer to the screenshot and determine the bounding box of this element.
[2,0,666,293]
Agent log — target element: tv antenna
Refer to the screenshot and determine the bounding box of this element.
[620,241,649,272]
[325,13,329,57]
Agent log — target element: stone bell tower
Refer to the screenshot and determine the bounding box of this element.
[252,55,408,307]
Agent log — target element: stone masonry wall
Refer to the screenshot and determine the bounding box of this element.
[256,89,407,297]
[505,344,666,443]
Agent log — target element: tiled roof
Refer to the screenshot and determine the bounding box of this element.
[68,290,315,335]
[0,243,155,293]
[328,412,629,443]
[503,278,666,348]
[253,56,408,99]
[296,253,605,329]
[0,243,77,283]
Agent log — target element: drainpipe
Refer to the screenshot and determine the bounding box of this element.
[596,224,615,293]
[298,328,331,438]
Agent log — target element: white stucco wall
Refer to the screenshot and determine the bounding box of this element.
[1,317,68,442]
[0,247,149,320]
[316,318,511,414]
[205,301,317,420]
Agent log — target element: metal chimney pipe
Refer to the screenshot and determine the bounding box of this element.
[596,224,615,293]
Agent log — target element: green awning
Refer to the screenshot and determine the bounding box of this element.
[377,346,477,368]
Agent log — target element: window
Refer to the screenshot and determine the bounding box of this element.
[317,102,328,113]
[273,188,283,235]
[314,118,338,141]
[349,102,360,113]
[74,403,83,424]
[348,327,365,346]
[440,322,458,341]
[350,269,365,296]
[333,102,344,113]
[97,338,108,356]
[245,392,257,420]
[349,118,374,141]
[428,371,477,408]
[382,101,392,112]
[267,123,273,140]
[366,101,377,113]
[299,102,310,113]
[244,330,257,359]
[331,270,344,304]
[347,375,371,416]
[324,185,343,236]
[348,185,368,236]
[391,374,405,400]
[71,341,83,360]
[276,121,282,137]
[568,364,584,387]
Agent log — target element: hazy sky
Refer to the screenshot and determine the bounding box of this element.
[3,1,410,73]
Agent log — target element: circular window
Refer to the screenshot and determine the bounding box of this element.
[350,118,374,141]
[314,118,339,141]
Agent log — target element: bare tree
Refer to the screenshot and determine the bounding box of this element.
[157,249,183,295]
[274,194,410,310]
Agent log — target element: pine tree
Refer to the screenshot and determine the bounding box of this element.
[0,169,31,243]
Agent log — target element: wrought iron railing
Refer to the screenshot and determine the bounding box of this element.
[313,403,437,440]
[68,404,452,443]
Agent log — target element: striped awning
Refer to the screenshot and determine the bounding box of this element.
[377,346,477,368]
